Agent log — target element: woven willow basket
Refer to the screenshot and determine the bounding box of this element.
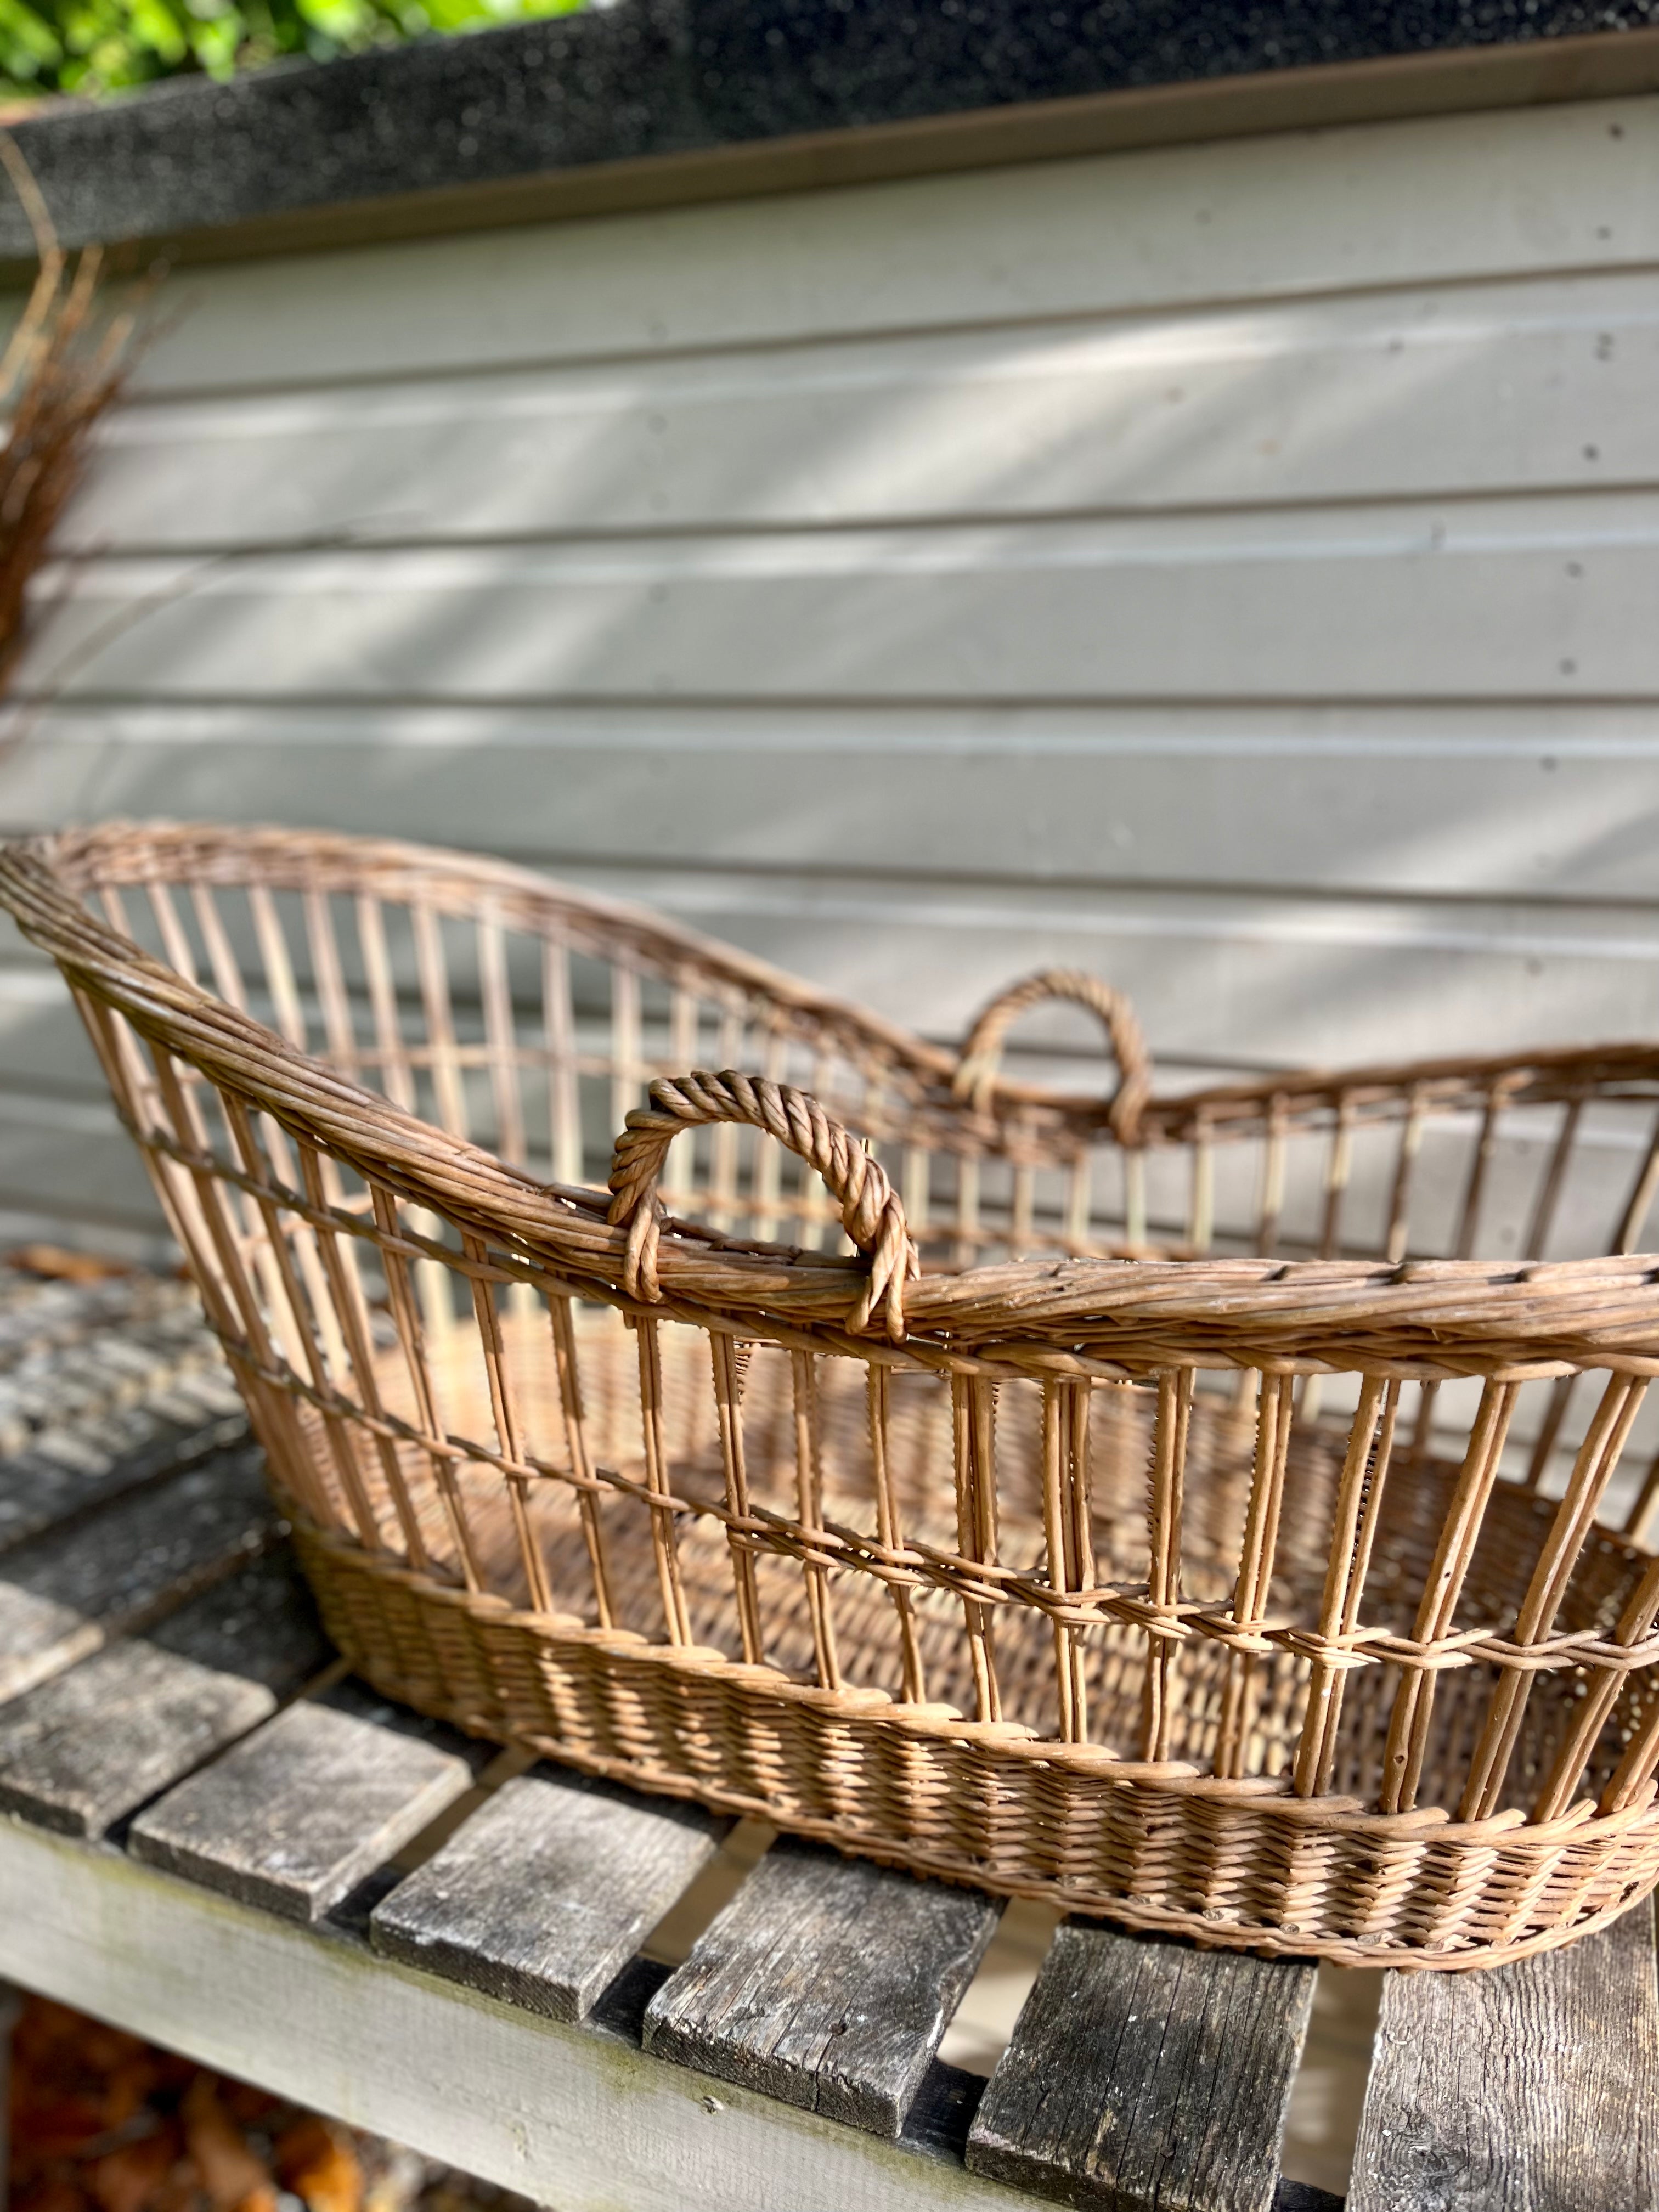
[8,824,1659,1968]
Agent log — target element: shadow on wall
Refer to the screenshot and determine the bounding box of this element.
[2,134,1659,1248]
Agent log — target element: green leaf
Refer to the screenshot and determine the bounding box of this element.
[0,0,583,97]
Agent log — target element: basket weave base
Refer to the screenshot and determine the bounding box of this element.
[294,1515,1659,1971]
[279,1307,1659,1970]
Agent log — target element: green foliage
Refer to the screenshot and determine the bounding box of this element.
[0,0,582,100]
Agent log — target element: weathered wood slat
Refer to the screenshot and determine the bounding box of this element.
[0,1641,272,1838]
[642,1837,1001,2138]
[1348,1900,1659,2212]
[371,1767,727,2021]
[127,1693,474,1921]
[142,1544,332,1695]
[0,1389,247,1556]
[317,1675,493,1760]
[0,1544,334,1837]
[0,1272,196,1373]
[0,1447,274,1705]
[0,1273,242,1553]
[966,1920,1316,2212]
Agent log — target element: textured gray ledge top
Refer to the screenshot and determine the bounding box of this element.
[5,0,1659,256]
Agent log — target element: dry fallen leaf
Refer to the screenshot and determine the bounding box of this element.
[91,2129,177,2212]
[275,2117,364,2212]
[5,1243,129,1283]
[182,2079,278,2212]
[7,1995,497,2212]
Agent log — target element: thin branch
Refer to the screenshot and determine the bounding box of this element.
[0,128,65,405]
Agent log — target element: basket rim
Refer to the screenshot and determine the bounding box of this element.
[5,820,1659,1374]
[34,820,1659,1136]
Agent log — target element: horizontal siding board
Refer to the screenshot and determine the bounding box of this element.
[16,702,1659,901]
[125,96,1659,394]
[0,1114,166,1231]
[0,947,117,1092]
[567,869,1659,1067]
[0,1109,1653,1285]
[69,270,1659,547]
[2,868,1656,1071]
[18,498,1659,701]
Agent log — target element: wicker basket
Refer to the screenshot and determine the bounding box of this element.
[9,822,1659,1969]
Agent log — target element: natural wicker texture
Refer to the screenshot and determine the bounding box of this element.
[8,820,1659,1968]
[952,967,1151,1147]
[608,1070,918,1339]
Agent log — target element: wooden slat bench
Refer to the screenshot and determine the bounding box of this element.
[0,1268,1651,2212]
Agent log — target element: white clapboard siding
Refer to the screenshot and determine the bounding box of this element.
[503,869,1659,1069]
[6,701,1656,901]
[9,863,1658,1062]
[16,497,1659,701]
[3,86,1659,1248]
[119,96,1659,393]
[65,270,1659,545]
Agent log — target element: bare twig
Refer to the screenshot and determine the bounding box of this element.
[0,128,65,402]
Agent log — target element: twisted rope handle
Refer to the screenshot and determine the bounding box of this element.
[952,968,1153,1146]
[607,1070,919,1341]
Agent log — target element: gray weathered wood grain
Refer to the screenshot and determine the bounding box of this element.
[143,1544,332,1695]
[0,1447,275,1703]
[0,1544,335,1837]
[0,1392,248,1558]
[7,1448,273,1623]
[371,1767,727,2021]
[0,1639,273,1837]
[0,1274,244,1551]
[1348,1899,1659,2212]
[899,2059,988,2165]
[966,1920,1316,2212]
[0,1805,1059,2212]
[315,1677,484,1749]
[643,1837,1001,2137]
[0,1273,210,1392]
[127,1695,472,1921]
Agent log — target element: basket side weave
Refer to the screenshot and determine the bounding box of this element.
[8,821,1659,1967]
